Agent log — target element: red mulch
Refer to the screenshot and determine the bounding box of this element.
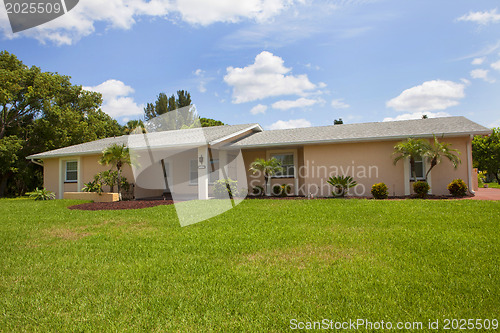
[68,200,174,211]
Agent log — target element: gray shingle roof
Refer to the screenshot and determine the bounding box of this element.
[227,117,491,148]
[28,123,261,159]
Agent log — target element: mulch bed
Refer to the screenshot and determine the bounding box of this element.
[69,193,473,211]
[68,200,174,211]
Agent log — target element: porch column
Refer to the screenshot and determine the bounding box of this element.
[467,135,474,194]
[404,158,410,196]
[198,145,209,200]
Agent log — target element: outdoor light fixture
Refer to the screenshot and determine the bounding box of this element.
[198,154,206,169]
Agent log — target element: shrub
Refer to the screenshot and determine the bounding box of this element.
[327,175,357,197]
[82,174,104,194]
[213,179,238,199]
[252,185,264,196]
[413,181,430,198]
[371,183,388,199]
[448,179,468,197]
[272,184,291,197]
[29,187,55,201]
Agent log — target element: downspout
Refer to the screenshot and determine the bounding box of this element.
[29,159,44,167]
[467,134,475,195]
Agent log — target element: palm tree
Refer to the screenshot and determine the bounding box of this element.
[99,144,131,198]
[424,135,461,178]
[124,120,146,134]
[249,158,283,196]
[393,138,431,181]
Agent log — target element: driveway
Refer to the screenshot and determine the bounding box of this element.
[469,188,500,200]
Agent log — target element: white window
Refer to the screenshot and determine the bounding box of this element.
[271,153,294,178]
[410,156,425,180]
[189,160,198,185]
[65,161,78,182]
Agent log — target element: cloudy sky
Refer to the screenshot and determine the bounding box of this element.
[2,0,500,129]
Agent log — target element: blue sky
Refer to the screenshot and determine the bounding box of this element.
[1,0,500,129]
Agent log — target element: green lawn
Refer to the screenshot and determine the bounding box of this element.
[1,198,499,332]
[480,182,500,189]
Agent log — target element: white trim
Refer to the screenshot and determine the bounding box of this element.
[198,146,209,200]
[58,157,81,199]
[209,124,263,145]
[228,132,492,149]
[64,160,78,183]
[467,135,475,194]
[404,158,410,196]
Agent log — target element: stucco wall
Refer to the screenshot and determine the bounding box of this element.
[241,136,471,197]
[43,158,59,197]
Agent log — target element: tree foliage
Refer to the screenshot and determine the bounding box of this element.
[248,158,282,196]
[0,50,122,197]
[144,90,192,121]
[200,117,225,127]
[473,128,500,183]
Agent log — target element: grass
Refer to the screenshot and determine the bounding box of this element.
[480,181,500,189]
[0,198,499,332]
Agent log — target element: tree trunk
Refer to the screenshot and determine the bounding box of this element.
[495,172,500,184]
[0,172,11,198]
[264,175,269,196]
[117,167,122,201]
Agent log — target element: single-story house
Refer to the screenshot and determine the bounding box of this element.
[27,116,491,199]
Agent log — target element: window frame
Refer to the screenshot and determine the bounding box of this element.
[270,153,295,178]
[65,160,78,183]
[410,155,426,181]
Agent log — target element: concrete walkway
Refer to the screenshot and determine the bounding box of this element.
[469,188,500,200]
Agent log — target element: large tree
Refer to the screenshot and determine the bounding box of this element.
[0,51,122,197]
[473,128,500,183]
[144,90,192,121]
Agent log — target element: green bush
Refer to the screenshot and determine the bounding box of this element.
[272,184,291,197]
[371,183,388,199]
[413,181,430,198]
[252,185,264,196]
[448,179,468,197]
[327,175,357,197]
[213,179,238,199]
[29,187,55,201]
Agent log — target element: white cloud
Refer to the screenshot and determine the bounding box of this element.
[83,79,143,118]
[194,69,210,93]
[331,98,350,109]
[383,111,451,122]
[491,60,500,71]
[224,51,317,103]
[272,97,318,110]
[175,0,292,26]
[386,80,466,112]
[471,57,486,65]
[269,118,312,130]
[470,69,496,83]
[0,0,296,45]
[457,8,500,25]
[250,104,268,115]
